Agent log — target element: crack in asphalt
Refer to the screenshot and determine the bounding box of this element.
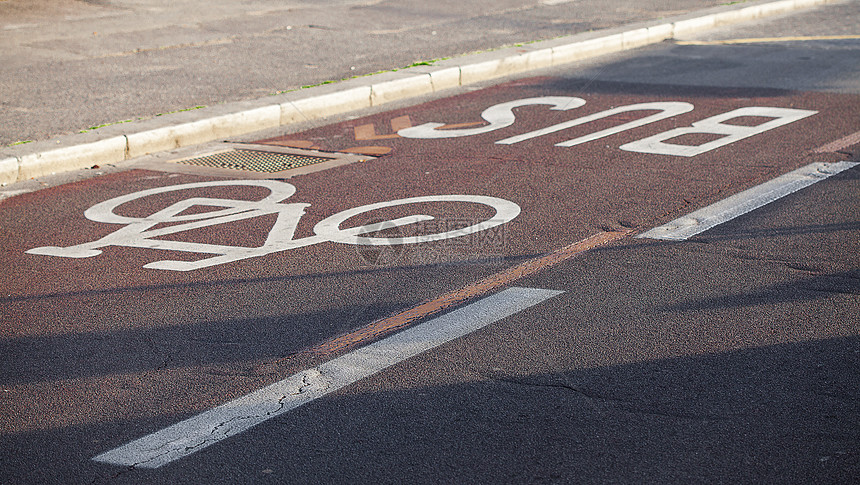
[293,368,331,396]
[491,374,635,405]
[491,375,736,422]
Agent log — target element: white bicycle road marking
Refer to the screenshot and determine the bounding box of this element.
[26,180,521,271]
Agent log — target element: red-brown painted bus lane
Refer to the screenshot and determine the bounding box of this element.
[1,77,857,482]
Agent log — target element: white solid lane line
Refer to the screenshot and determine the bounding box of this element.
[638,161,859,241]
[93,286,564,469]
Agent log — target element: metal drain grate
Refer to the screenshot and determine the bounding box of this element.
[176,149,335,173]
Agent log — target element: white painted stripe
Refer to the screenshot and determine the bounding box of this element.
[638,161,859,241]
[93,287,563,469]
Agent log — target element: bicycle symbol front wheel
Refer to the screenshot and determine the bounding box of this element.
[313,195,521,246]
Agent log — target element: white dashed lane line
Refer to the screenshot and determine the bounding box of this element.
[93,286,563,469]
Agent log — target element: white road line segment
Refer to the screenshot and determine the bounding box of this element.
[93,286,563,469]
[638,161,859,241]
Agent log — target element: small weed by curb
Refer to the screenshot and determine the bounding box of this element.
[272,58,448,95]
[77,105,207,134]
[268,35,562,97]
[155,105,207,117]
[80,119,133,133]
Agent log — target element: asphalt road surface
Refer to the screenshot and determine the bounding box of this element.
[1,3,858,484]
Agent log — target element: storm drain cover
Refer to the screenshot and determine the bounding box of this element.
[175,149,336,173]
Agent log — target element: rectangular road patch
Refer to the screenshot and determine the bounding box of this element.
[638,161,858,241]
[93,286,563,469]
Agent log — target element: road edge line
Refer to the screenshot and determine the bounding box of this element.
[1,0,840,184]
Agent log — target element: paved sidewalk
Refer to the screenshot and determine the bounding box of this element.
[0,0,844,185]
[1,0,728,146]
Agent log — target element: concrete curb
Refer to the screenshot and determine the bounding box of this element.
[0,0,840,185]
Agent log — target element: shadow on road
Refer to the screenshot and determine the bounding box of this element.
[2,335,857,483]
